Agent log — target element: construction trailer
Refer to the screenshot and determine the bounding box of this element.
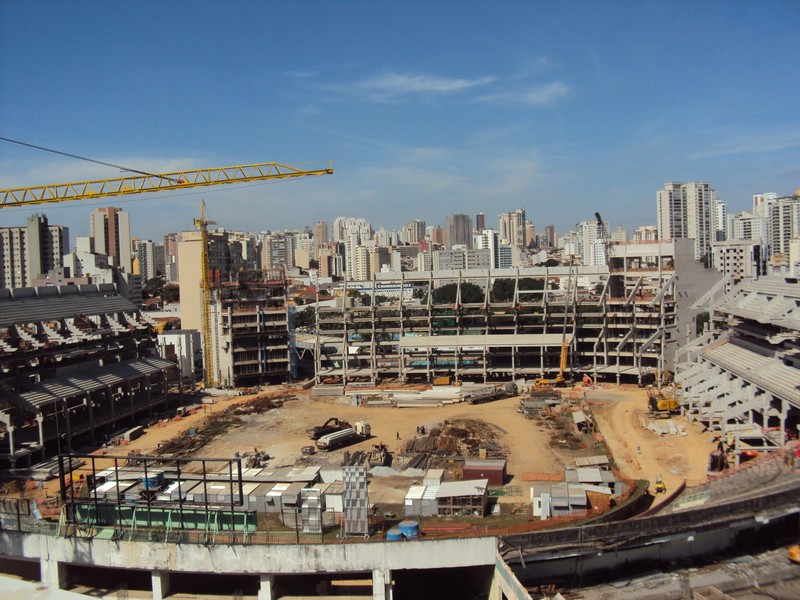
[462,459,507,486]
[404,479,490,518]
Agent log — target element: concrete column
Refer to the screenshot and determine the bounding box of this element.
[258,574,275,600]
[7,424,14,456]
[151,569,171,600]
[36,415,44,446]
[488,573,504,600]
[372,568,392,600]
[40,558,68,590]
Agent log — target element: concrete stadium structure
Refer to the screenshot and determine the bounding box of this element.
[677,276,800,456]
[312,239,720,386]
[0,285,181,471]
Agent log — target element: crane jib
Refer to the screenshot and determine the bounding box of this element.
[0,162,333,208]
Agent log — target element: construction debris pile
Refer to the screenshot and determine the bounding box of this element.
[402,419,507,471]
[518,389,562,418]
[156,396,289,458]
[541,413,586,451]
[342,443,390,468]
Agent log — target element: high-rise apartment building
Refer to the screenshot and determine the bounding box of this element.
[261,232,296,270]
[402,220,426,245]
[0,214,69,288]
[497,209,526,250]
[713,200,728,242]
[164,233,180,282]
[729,212,769,244]
[768,194,800,257]
[476,212,485,232]
[753,192,778,217]
[445,214,472,250]
[426,226,445,247]
[91,207,132,273]
[544,225,555,248]
[313,220,329,250]
[633,226,658,242]
[134,240,158,282]
[525,221,536,249]
[656,182,715,261]
[474,229,500,268]
[578,219,605,267]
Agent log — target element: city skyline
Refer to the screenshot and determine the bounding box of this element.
[1,3,799,240]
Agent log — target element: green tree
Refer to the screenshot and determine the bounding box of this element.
[432,282,484,304]
[491,277,545,302]
[294,307,315,329]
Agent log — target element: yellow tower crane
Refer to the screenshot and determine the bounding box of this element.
[0,160,333,389]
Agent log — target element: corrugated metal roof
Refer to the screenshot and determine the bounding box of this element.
[405,485,426,501]
[576,467,603,483]
[436,479,488,498]
[568,485,587,506]
[583,483,613,495]
[571,410,587,425]
[463,459,506,470]
[575,456,610,467]
[424,468,444,482]
[422,485,439,500]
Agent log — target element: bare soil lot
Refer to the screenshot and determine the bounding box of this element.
[34,384,715,512]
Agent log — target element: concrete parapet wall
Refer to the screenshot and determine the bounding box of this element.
[502,480,800,554]
[0,532,496,575]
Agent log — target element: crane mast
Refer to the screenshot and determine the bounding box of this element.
[194,201,217,389]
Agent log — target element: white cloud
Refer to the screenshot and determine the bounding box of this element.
[475,81,570,107]
[687,131,800,160]
[355,71,495,97]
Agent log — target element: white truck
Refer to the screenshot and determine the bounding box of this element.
[315,421,371,451]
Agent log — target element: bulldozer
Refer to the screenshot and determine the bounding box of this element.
[654,475,666,494]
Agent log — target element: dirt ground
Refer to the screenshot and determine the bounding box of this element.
[588,386,716,498]
[36,383,716,511]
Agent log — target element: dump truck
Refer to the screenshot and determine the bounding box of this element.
[647,386,680,418]
[315,421,371,451]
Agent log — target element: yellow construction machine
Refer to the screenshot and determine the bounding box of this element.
[788,544,800,564]
[646,386,680,418]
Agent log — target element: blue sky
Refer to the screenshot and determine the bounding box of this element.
[1,1,799,243]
